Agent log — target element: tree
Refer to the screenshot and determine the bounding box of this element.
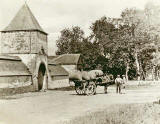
[90,16,136,78]
[55,3,159,80]
[90,16,116,56]
[56,26,105,71]
[56,26,84,55]
[144,3,160,80]
[121,7,156,80]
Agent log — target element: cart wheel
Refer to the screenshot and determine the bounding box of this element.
[75,84,85,95]
[85,82,96,95]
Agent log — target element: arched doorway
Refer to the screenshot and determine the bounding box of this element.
[38,63,46,91]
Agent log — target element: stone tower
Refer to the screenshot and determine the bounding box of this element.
[1,4,49,91]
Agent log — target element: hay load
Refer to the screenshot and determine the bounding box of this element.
[69,70,103,81]
[88,71,97,80]
[89,70,103,77]
[81,71,90,80]
[69,71,82,80]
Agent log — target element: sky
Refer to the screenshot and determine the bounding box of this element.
[0,0,160,55]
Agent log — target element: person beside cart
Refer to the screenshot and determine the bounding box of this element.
[115,75,123,94]
[122,75,127,94]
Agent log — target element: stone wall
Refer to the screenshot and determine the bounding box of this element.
[0,76,32,88]
[1,31,48,54]
[48,77,69,89]
[0,85,34,96]
[37,32,48,54]
[51,76,69,81]
[1,31,30,53]
[12,54,37,74]
[13,54,49,91]
[30,32,38,53]
[0,76,33,96]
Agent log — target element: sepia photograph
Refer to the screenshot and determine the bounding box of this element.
[0,0,160,124]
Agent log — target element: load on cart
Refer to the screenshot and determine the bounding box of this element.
[69,70,114,95]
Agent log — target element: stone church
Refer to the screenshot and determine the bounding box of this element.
[0,4,81,95]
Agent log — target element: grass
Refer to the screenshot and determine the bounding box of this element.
[125,85,152,90]
[64,103,160,124]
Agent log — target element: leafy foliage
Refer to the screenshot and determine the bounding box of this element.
[56,3,160,80]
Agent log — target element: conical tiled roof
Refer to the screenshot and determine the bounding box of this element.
[2,4,47,34]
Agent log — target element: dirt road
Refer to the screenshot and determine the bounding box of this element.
[0,85,160,124]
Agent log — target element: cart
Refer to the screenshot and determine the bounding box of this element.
[73,79,96,95]
[72,77,114,95]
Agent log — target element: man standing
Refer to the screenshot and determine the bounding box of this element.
[115,75,123,94]
[122,75,127,94]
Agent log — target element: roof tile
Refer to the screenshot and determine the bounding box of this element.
[48,54,81,65]
[48,65,69,76]
[2,4,47,34]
